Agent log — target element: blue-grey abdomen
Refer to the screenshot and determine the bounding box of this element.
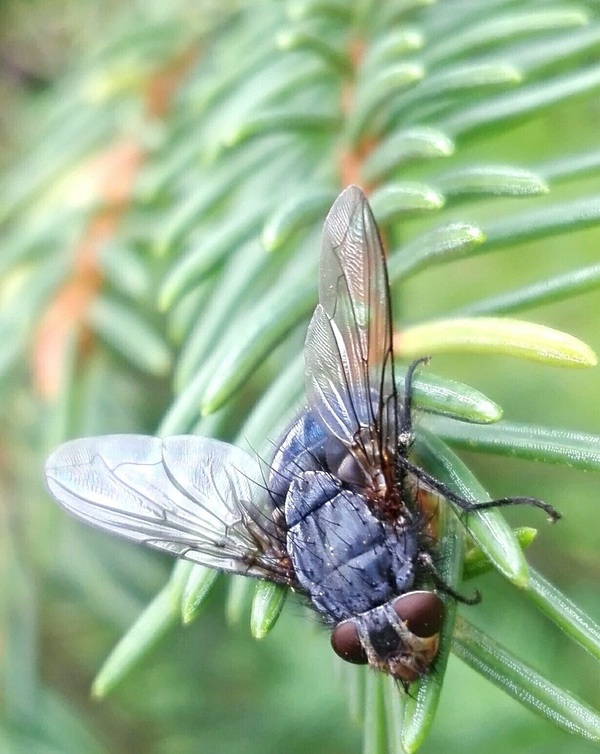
[268,410,328,508]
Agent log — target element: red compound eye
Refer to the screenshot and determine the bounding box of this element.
[331,620,368,664]
[393,591,444,638]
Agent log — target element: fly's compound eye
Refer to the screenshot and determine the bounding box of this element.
[392,591,445,638]
[331,619,368,664]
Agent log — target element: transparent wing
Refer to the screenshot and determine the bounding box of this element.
[305,185,397,478]
[45,434,293,584]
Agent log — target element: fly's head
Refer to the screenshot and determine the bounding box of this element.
[330,591,445,685]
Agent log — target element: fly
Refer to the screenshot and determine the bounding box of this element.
[45,186,560,686]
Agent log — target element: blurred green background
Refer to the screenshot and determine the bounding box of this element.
[1,1,599,753]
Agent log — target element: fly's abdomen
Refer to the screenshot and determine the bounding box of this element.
[285,471,418,623]
[268,410,328,508]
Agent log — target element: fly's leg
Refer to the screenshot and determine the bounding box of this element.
[417,551,480,605]
[400,357,431,436]
[396,453,561,522]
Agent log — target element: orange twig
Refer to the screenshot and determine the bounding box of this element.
[33,48,200,400]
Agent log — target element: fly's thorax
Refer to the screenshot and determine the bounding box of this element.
[330,591,445,684]
[285,470,422,623]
